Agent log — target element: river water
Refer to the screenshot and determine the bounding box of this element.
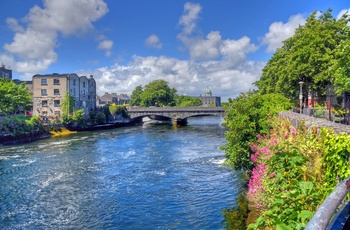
[0,116,242,229]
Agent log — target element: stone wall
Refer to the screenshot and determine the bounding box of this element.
[279,111,350,134]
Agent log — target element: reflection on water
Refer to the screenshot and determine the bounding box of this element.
[0,116,243,229]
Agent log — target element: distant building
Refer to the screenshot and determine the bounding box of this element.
[199,87,221,106]
[0,63,12,79]
[97,92,131,107]
[32,73,96,118]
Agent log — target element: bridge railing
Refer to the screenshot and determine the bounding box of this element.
[305,176,350,230]
[126,106,224,112]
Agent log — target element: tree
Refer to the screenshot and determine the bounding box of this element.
[176,95,203,107]
[133,80,177,107]
[0,79,31,115]
[223,91,292,170]
[330,14,350,95]
[130,85,143,106]
[256,9,350,105]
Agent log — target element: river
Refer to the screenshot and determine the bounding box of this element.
[0,116,243,229]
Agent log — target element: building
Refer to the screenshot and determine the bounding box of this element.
[0,63,12,79]
[199,87,221,106]
[97,92,131,107]
[32,73,96,118]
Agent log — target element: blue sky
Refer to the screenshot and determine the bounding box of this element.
[0,0,349,101]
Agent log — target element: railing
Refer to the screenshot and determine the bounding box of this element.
[127,106,224,112]
[305,177,350,230]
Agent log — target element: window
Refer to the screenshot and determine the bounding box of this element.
[41,89,47,96]
[42,100,48,107]
[54,79,60,85]
[83,82,86,87]
[41,79,47,85]
[73,79,76,85]
[54,89,60,95]
[54,100,60,107]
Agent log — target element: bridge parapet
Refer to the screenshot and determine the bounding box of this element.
[127,106,225,120]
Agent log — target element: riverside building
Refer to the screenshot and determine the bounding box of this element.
[32,73,96,118]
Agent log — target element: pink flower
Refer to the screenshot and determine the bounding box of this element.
[269,172,275,177]
[284,133,288,139]
[290,127,296,136]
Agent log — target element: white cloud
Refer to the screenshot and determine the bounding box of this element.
[79,2,262,101]
[145,34,163,49]
[262,14,306,52]
[98,39,113,56]
[80,55,263,101]
[2,0,109,73]
[178,2,202,35]
[188,31,221,60]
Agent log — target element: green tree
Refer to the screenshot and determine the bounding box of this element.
[256,9,350,105]
[0,79,31,115]
[138,80,177,107]
[130,85,143,106]
[176,95,203,107]
[223,91,292,170]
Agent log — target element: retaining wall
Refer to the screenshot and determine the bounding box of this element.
[279,111,350,134]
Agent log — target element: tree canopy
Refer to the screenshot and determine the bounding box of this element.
[175,95,203,107]
[255,9,350,103]
[130,80,177,107]
[0,78,32,115]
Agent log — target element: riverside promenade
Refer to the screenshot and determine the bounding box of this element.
[279,111,350,134]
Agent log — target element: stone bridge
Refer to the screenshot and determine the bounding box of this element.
[127,106,226,125]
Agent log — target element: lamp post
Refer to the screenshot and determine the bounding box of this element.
[299,81,304,114]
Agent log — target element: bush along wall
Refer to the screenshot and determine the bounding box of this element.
[0,115,48,144]
[246,117,350,229]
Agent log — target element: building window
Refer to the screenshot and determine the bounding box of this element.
[54,89,60,95]
[41,89,47,96]
[54,100,60,107]
[73,79,76,85]
[41,79,47,85]
[83,82,86,87]
[42,100,48,107]
[82,90,85,96]
[54,79,60,85]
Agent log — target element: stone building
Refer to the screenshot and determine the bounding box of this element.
[199,87,221,106]
[0,63,12,79]
[96,92,131,107]
[32,73,96,118]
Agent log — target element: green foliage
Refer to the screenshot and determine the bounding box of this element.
[130,80,177,107]
[0,78,32,115]
[322,131,350,188]
[223,91,292,170]
[256,9,350,103]
[0,115,45,138]
[60,92,74,122]
[109,103,128,118]
[89,110,106,125]
[130,85,143,106]
[247,118,350,229]
[176,95,203,107]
